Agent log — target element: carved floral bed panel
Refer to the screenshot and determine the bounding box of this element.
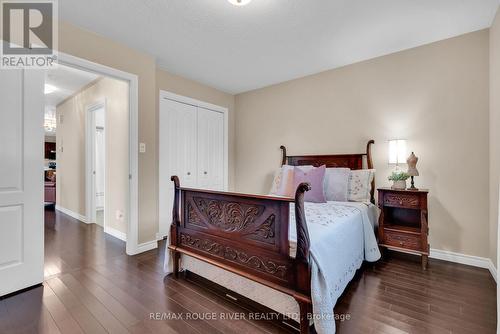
[177,189,294,286]
[178,201,381,331]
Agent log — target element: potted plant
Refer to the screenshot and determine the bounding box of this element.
[388,170,410,190]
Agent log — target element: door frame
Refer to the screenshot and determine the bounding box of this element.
[58,52,140,255]
[158,90,229,239]
[85,99,106,228]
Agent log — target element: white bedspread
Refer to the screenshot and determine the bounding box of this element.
[164,201,380,334]
[290,201,380,334]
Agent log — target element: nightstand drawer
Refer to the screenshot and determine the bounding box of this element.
[384,193,420,209]
[384,230,422,251]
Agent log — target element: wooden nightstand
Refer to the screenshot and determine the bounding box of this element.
[377,188,429,269]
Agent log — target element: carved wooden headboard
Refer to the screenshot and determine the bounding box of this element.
[280,140,375,203]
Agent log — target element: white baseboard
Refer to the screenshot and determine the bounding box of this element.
[430,248,497,282]
[156,232,167,241]
[135,240,158,254]
[55,205,88,224]
[487,259,497,282]
[104,226,127,242]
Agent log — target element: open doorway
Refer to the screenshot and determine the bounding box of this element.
[0,55,139,296]
[87,101,106,228]
[43,63,131,278]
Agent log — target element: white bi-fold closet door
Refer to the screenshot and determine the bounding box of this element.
[159,92,227,238]
[197,106,224,190]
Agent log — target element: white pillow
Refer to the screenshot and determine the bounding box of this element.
[348,169,375,202]
[324,168,350,201]
[269,165,313,197]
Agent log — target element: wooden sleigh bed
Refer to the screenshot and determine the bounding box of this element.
[168,140,375,333]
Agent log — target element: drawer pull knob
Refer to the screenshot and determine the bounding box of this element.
[399,200,403,205]
[399,241,404,246]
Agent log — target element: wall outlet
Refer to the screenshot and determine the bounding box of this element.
[139,143,146,153]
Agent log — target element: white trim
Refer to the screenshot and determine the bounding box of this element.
[487,259,497,283]
[55,205,88,224]
[57,52,140,256]
[430,248,497,282]
[136,240,158,253]
[104,226,127,242]
[160,90,227,114]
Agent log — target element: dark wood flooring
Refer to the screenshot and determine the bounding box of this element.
[0,207,496,333]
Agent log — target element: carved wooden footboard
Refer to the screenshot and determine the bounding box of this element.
[168,140,375,333]
[169,177,313,332]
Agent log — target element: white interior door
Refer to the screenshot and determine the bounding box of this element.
[159,98,197,238]
[85,102,105,226]
[0,69,45,296]
[197,107,224,190]
[94,106,105,227]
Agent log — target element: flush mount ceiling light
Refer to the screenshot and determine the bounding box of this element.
[44,84,58,94]
[227,0,252,6]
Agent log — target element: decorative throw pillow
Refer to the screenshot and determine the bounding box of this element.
[324,168,350,201]
[269,165,313,197]
[269,165,295,197]
[348,169,375,202]
[293,165,327,203]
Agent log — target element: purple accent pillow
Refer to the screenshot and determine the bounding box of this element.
[293,165,327,203]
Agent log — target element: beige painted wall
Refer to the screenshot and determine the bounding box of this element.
[490,9,500,266]
[58,21,236,244]
[59,21,157,244]
[155,68,236,190]
[235,30,490,258]
[56,77,129,234]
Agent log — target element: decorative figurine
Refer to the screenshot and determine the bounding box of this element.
[407,152,419,190]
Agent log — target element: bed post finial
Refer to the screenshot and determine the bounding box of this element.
[366,140,375,169]
[294,182,311,263]
[171,175,180,227]
[171,175,180,187]
[294,182,312,332]
[170,175,181,277]
[366,140,375,204]
[280,145,287,166]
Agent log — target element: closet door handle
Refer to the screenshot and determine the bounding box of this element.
[187,172,191,176]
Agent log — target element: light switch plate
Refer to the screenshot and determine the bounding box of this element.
[139,143,146,153]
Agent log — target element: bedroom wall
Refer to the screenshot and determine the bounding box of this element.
[59,21,158,244]
[58,21,236,245]
[56,77,129,235]
[490,9,500,268]
[234,30,491,258]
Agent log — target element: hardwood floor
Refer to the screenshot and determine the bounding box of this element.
[0,207,496,333]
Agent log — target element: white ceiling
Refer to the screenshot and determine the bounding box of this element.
[59,0,500,94]
[45,64,100,108]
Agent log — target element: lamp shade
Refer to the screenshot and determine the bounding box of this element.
[388,139,407,164]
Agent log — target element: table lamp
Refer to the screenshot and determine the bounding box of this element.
[388,139,407,169]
